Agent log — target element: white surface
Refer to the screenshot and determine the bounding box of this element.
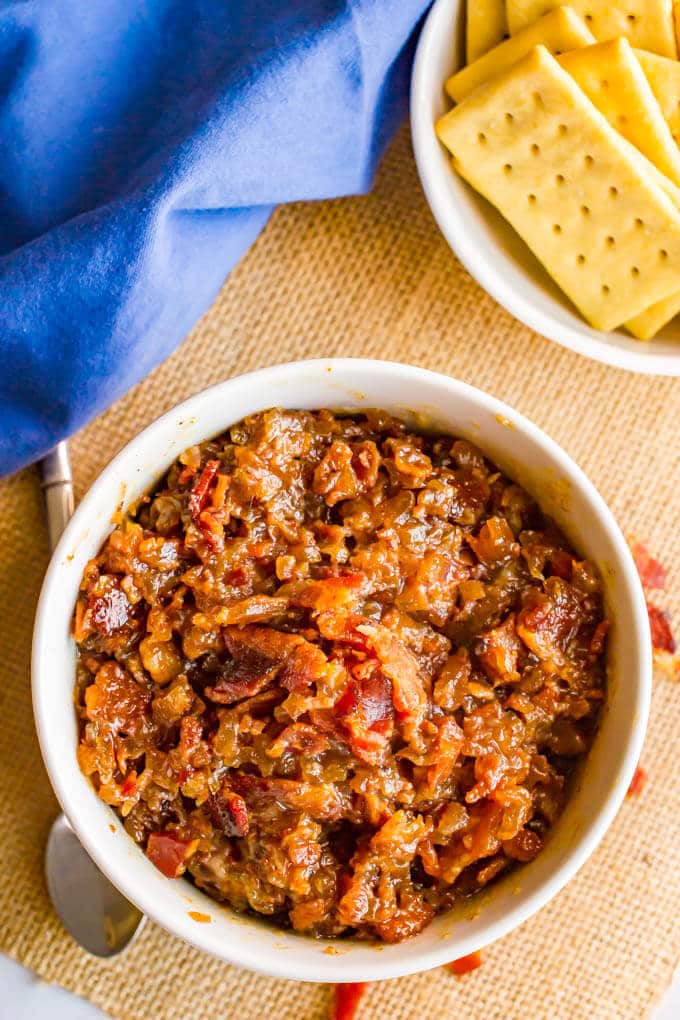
[31,358,651,982]
[0,953,678,1019]
[410,0,680,375]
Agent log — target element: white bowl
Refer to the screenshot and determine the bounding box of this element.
[32,358,651,981]
[411,0,680,375]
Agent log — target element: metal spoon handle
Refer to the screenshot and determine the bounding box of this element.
[38,441,147,954]
[39,441,74,553]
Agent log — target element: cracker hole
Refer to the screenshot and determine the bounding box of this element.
[533,91,544,107]
[660,249,669,260]
[530,143,540,155]
[601,284,610,296]
[601,79,609,89]
[606,235,616,247]
[617,114,628,126]
[553,224,562,234]
[631,266,640,278]
[576,254,586,265]
[528,193,537,204]
[609,186,619,198]
[558,123,568,136]
[627,13,636,23]
[585,13,593,23]
[503,163,513,175]
[505,112,514,124]
[581,205,590,217]
[478,132,487,145]
[635,218,644,230]
[556,174,565,186]
[584,154,594,168]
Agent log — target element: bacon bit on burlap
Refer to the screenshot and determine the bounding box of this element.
[630,541,667,591]
[627,766,647,799]
[448,950,484,976]
[331,982,367,1020]
[646,604,676,654]
[629,539,679,678]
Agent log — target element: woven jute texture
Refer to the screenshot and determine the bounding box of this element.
[1,125,680,1020]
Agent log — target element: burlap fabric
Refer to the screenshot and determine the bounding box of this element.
[1,125,679,1020]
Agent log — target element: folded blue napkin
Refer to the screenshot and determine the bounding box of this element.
[0,0,429,476]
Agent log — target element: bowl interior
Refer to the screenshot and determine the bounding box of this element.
[410,0,680,375]
[32,360,650,981]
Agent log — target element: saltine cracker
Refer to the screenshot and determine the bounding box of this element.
[559,39,680,187]
[635,49,680,145]
[506,0,678,59]
[467,0,508,63]
[448,6,595,103]
[436,47,680,330]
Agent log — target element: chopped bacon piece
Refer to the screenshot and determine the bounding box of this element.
[292,573,369,613]
[549,548,573,580]
[516,579,582,673]
[502,827,543,861]
[316,610,371,650]
[231,775,350,822]
[448,950,483,976]
[627,765,647,798]
[589,619,610,658]
[179,715,203,761]
[647,603,676,653]
[207,787,249,836]
[189,460,220,522]
[468,516,517,565]
[205,625,332,703]
[146,832,198,878]
[335,666,394,764]
[313,440,380,506]
[631,541,667,590]
[356,623,426,724]
[211,594,290,626]
[177,464,196,485]
[476,614,521,683]
[83,662,152,737]
[331,983,367,1020]
[89,587,131,636]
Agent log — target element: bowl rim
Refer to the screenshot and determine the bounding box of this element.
[410,0,680,377]
[32,357,652,981]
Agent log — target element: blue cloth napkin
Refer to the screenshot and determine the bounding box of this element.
[0,0,429,476]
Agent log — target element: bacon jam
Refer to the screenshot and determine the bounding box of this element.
[74,409,608,942]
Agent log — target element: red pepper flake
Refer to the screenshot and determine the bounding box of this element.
[120,771,138,798]
[331,983,367,1020]
[631,541,667,591]
[627,765,647,798]
[647,603,676,654]
[448,950,484,976]
[189,460,220,523]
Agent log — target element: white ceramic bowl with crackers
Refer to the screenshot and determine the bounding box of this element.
[32,359,651,980]
[411,0,680,375]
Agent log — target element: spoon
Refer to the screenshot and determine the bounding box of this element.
[40,441,145,956]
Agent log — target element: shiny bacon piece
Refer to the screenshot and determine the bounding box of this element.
[146,832,198,878]
[189,459,220,522]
